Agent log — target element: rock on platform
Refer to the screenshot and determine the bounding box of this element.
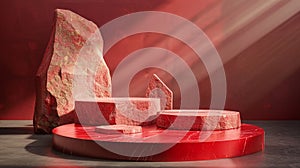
[146,74,173,110]
[95,125,142,134]
[75,98,160,126]
[156,110,241,131]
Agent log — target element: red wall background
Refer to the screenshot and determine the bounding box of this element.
[0,0,299,120]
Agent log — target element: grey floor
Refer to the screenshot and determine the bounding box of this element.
[0,120,299,168]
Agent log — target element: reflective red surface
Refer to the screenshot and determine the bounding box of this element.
[52,123,264,161]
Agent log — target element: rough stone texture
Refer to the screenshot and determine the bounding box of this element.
[75,98,160,126]
[34,9,111,134]
[74,101,115,125]
[157,110,241,131]
[95,125,142,134]
[146,74,173,110]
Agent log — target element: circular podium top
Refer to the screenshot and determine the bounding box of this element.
[52,123,264,161]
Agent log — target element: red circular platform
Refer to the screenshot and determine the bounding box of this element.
[52,124,264,161]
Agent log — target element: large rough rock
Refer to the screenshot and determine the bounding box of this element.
[156,110,241,131]
[146,74,173,110]
[75,98,160,126]
[34,9,112,134]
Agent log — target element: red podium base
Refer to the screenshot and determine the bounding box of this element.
[52,124,264,161]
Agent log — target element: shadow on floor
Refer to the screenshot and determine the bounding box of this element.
[25,133,113,162]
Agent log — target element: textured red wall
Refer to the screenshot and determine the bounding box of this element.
[0,0,299,120]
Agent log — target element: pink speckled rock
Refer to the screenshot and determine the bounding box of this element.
[75,98,160,126]
[157,110,241,131]
[146,74,173,110]
[95,125,142,134]
[34,9,111,134]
